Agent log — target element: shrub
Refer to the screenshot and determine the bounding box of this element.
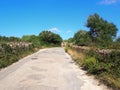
[107,51,120,77]
[84,57,97,70]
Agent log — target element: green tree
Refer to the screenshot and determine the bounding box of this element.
[39,31,62,46]
[67,38,74,43]
[52,34,63,45]
[86,13,118,46]
[73,30,91,46]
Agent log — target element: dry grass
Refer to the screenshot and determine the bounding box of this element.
[67,48,85,65]
[98,74,120,90]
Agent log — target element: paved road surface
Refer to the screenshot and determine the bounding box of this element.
[0,48,109,90]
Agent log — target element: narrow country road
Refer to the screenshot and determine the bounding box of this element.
[0,48,109,90]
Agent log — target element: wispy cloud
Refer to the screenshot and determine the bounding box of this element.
[49,27,61,32]
[66,30,72,34]
[99,0,120,5]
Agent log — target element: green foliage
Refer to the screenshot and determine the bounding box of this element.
[39,31,62,46]
[107,51,120,77]
[66,13,120,89]
[2,43,13,53]
[86,13,118,46]
[0,44,34,68]
[84,57,97,69]
[21,35,32,42]
[67,38,74,43]
[81,48,120,77]
[71,13,118,49]
[0,30,63,69]
[67,47,120,89]
[73,30,91,46]
[9,36,21,42]
[22,35,41,48]
[65,46,70,52]
[0,36,21,42]
[83,57,106,74]
[84,56,110,74]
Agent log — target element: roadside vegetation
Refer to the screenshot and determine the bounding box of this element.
[65,13,120,90]
[0,43,34,68]
[0,30,62,69]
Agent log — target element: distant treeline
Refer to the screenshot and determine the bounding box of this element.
[0,30,62,48]
[0,36,21,42]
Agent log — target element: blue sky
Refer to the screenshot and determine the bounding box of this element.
[0,0,120,39]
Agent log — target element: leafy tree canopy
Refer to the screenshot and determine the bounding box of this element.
[67,38,74,43]
[73,30,91,46]
[86,13,118,45]
[39,31,62,45]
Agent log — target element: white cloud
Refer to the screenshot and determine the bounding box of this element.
[49,27,61,32]
[99,0,119,5]
[66,30,72,34]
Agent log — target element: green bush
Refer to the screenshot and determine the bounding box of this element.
[73,30,91,46]
[65,46,69,52]
[84,57,97,70]
[83,56,110,74]
[107,51,120,77]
